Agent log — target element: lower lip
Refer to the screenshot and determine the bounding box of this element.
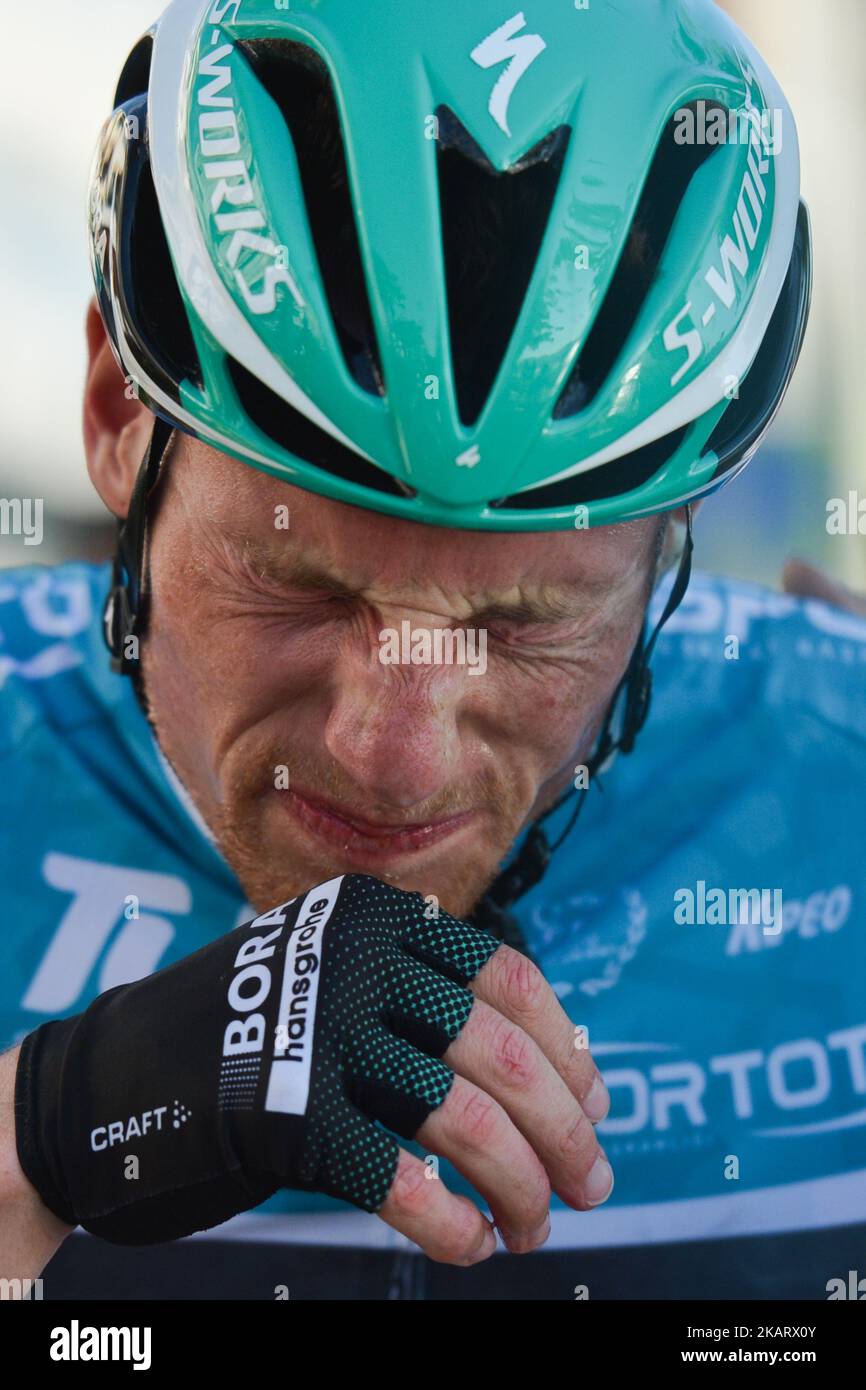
[278,790,473,862]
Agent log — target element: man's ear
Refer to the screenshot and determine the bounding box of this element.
[654,500,703,586]
[670,500,703,528]
[83,298,154,520]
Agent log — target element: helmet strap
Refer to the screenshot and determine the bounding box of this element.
[470,506,694,954]
[102,417,174,679]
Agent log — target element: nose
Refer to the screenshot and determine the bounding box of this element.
[323,644,470,812]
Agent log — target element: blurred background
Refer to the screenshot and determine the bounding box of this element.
[0,0,863,585]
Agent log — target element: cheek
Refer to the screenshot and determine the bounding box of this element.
[147,573,347,769]
[477,624,638,766]
[464,660,592,774]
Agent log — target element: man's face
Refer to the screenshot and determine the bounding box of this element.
[137,434,660,919]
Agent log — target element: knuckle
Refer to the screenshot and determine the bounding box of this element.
[489,1016,537,1090]
[495,947,547,1021]
[519,1165,553,1221]
[556,1110,597,1167]
[448,1081,503,1151]
[554,1036,582,1083]
[426,1209,487,1267]
[388,1154,433,1218]
[561,1046,602,1104]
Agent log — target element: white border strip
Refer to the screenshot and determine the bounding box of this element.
[179,1167,866,1250]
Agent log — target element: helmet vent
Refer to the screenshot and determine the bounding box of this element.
[436,108,570,426]
[493,425,688,511]
[227,357,414,499]
[238,40,385,398]
[705,201,811,481]
[126,128,204,394]
[554,102,725,420]
[114,34,153,108]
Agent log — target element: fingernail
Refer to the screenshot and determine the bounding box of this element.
[585,1156,614,1207]
[498,1215,550,1253]
[470,1223,497,1263]
[531,1214,551,1247]
[583,1077,610,1124]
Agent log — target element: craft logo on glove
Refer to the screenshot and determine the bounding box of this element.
[90,1099,192,1152]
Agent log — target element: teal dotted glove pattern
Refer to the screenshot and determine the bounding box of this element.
[15,874,500,1244]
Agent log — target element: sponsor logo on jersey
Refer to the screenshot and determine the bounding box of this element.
[530,888,649,999]
[656,576,866,646]
[726,884,852,955]
[22,855,193,1015]
[0,572,90,689]
[595,1022,866,1149]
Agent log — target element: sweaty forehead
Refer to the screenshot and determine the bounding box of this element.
[184,439,655,609]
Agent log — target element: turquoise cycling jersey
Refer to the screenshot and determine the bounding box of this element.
[2,560,864,1300]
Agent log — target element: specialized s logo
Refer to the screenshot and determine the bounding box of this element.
[470,12,547,137]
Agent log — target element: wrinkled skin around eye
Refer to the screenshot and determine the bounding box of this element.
[135,435,661,920]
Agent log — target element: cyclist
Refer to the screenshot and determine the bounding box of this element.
[2,0,862,1300]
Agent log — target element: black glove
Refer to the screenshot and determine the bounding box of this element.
[15,874,500,1245]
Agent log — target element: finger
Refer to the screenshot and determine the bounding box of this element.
[471,944,610,1122]
[443,998,612,1212]
[416,1074,554,1253]
[377,1147,498,1265]
[782,558,866,616]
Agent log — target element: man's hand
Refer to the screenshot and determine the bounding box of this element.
[0,1046,74,1288]
[14,875,610,1265]
[380,946,611,1261]
[782,557,866,617]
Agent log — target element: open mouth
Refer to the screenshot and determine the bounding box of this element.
[277,787,473,862]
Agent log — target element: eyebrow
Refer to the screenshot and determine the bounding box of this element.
[233,535,591,625]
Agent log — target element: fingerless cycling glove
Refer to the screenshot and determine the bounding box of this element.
[15,874,499,1245]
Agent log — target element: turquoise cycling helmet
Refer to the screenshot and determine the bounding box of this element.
[90,0,811,534]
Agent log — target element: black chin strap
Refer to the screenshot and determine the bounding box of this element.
[103,417,174,677]
[469,506,695,956]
